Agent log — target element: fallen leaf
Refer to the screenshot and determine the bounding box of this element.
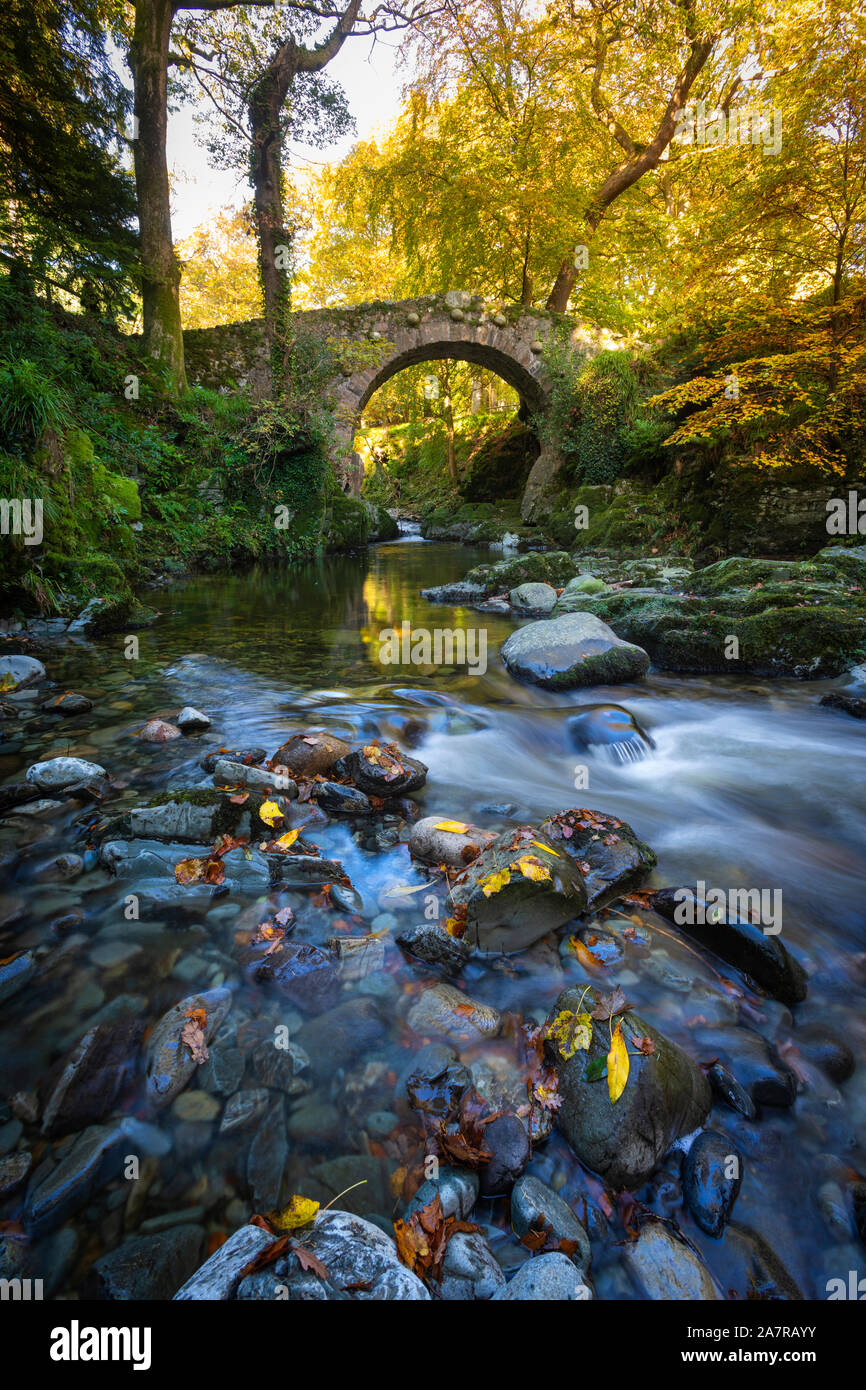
[478,866,511,897]
[515,855,552,884]
[259,799,285,827]
[547,1009,593,1059]
[434,820,471,833]
[607,1022,630,1103]
[273,828,301,851]
[269,1194,320,1231]
[591,986,629,1020]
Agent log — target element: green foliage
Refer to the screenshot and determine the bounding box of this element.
[0,0,138,313]
[0,359,75,446]
[539,336,645,484]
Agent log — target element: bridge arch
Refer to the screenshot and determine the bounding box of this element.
[182,292,622,504]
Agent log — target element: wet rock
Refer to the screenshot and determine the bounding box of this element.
[251,1038,309,1092]
[550,984,712,1190]
[42,1019,144,1137]
[683,1130,743,1237]
[493,1252,591,1300]
[24,1118,154,1235]
[127,800,218,839]
[469,1057,553,1144]
[540,808,656,910]
[139,718,182,742]
[26,756,107,791]
[0,654,46,688]
[625,1220,720,1298]
[34,852,83,882]
[197,1042,244,1096]
[286,1100,341,1145]
[0,950,36,1004]
[440,1230,507,1299]
[343,743,428,796]
[408,982,501,1042]
[693,1024,797,1108]
[296,996,387,1083]
[0,1151,32,1196]
[722,1222,804,1299]
[404,1167,479,1221]
[220,1088,270,1135]
[310,1155,392,1217]
[708,1061,757,1120]
[558,574,608,602]
[90,1225,204,1299]
[212,759,298,795]
[172,1090,221,1123]
[330,881,365,915]
[176,706,210,733]
[511,1175,591,1273]
[501,612,650,691]
[201,747,266,774]
[236,1210,430,1300]
[328,933,385,981]
[41,691,92,716]
[403,1047,471,1121]
[101,839,271,894]
[566,702,655,763]
[271,732,352,778]
[449,826,587,954]
[408,815,496,867]
[269,854,344,887]
[314,781,372,815]
[652,887,808,1006]
[789,1024,855,1083]
[174,1223,277,1299]
[144,988,232,1110]
[247,1100,288,1210]
[510,582,557,614]
[241,939,340,1014]
[397,922,473,975]
[819,691,866,719]
[479,1114,531,1197]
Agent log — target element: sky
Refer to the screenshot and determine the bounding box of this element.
[167,26,406,240]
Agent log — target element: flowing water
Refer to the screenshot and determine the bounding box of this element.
[2,534,865,1298]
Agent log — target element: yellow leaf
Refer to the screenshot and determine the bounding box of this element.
[530,840,560,856]
[270,1194,320,1231]
[547,1009,593,1059]
[515,855,552,883]
[274,828,300,850]
[479,866,511,897]
[259,799,285,827]
[607,1022,630,1104]
[434,820,470,833]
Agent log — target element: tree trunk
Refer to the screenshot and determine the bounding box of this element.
[546,26,716,314]
[250,71,293,363]
[130,0,186,392]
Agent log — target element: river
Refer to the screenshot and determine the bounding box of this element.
[2,533,865,1298]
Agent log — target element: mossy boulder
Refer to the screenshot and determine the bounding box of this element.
[323,494,371,550]
[547,984,712,1190]
[575,582,866,678]
[501,612,651,690]
[459,420,538,502]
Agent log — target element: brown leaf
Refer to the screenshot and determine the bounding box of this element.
[292,1242,329,1279]
[237,1234,291,1280]
[591,986,629,1020]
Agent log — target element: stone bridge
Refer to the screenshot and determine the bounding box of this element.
[183,292,621,500]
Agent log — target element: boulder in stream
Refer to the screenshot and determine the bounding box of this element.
[547,984,711,1190]
[448,825,587,953]
[501,612,650,690]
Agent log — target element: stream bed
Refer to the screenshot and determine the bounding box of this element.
[1,535,865,1300]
